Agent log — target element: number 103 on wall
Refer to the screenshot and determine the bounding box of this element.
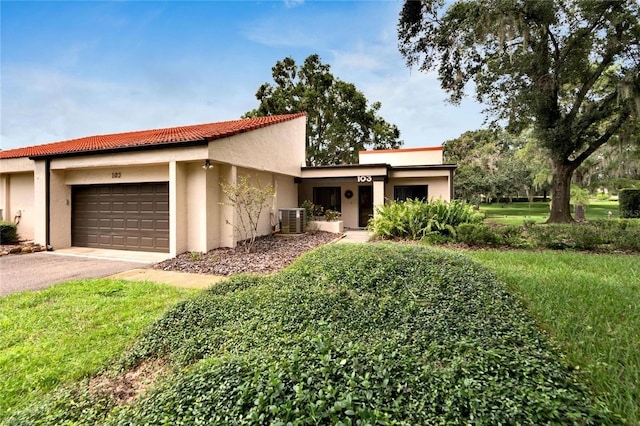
[357,175,372,183]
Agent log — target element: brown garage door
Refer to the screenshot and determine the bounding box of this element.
[72,183,169,252]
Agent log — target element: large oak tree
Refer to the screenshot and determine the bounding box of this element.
[244,54,402,166]
[398,0,640,222]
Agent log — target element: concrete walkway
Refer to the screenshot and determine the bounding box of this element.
[337,229,372,243]
[109,268,226,290]
[51,247,170,263]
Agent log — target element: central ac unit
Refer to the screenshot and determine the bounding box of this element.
[279,208,306,234]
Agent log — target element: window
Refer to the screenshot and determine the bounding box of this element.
[313,187,341,212]
[394,185,428,202]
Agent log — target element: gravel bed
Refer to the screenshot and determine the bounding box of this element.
[152,231,341,276]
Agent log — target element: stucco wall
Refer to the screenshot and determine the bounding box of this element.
[386,177,451,201]
[210,117,306,176]
[0,173,35,241]
[231,168,278,242]
[52,146,207,170]
[359,147,443,166]
[0,157,34,174]
[64,164,168,185]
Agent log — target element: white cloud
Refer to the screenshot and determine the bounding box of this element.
[0,64,257,150]
[284,0,304,9]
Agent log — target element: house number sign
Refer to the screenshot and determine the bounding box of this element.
[357,175,372,183]
[112,172,122,178]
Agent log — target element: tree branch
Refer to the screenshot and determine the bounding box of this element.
[573,109,631,168]
[567,51,616,123]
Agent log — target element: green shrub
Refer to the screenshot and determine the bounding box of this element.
[619,188,640,218]
[456,224,527,248]
[369,199,483,240]
[300,200,323,221]
[571,226,604,250]
[457,223,502,246]
[9,244,614,424]
[324,209,341,222]
[454,220,639,252]
[0,221,18,244]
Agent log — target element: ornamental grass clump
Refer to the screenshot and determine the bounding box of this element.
[369,198,483,240]
[7,244,615,424]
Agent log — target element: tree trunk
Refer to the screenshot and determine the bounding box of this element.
[547,159,576,223]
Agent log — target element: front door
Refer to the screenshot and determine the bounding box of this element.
[358,186,373,228]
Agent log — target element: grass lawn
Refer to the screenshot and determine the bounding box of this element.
[464,249,640,424]
[0,279,196,419]
[482,200,619,224]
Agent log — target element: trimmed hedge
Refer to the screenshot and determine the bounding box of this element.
[7,244,614,424]
[0,221,18,244]
[619,188,640,218]
[454,220,640,252]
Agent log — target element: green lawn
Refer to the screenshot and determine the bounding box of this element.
[481,200,619,224]
[464,249,640,424]
[0,279,196,419]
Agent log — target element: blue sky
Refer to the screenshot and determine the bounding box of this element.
[1,0,486,151]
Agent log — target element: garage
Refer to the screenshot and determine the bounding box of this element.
[72,183,169,252]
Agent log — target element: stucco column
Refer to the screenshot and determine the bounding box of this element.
[372,179,385,218]
[0,175,9,222]
[219,164,237,248]
[169,161,187,257]
[49,169,71,249]
[32,160,47,246]
[206,165,220,250]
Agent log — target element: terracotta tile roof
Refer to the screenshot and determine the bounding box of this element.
[0,113,306,160]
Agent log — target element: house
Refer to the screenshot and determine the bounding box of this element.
[0,113,454,256]
[298,147,454,228]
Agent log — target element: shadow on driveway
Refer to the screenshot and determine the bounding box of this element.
[0,252,149,296]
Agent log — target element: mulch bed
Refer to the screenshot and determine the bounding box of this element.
[152,231,341,276]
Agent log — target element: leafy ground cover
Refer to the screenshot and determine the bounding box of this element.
[481,200,619,224]
[464,250,640,424]
[4,244,615,425]
[0,279,196,420]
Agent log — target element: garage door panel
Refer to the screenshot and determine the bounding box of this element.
[72,183,169,253]
[139,219,154,230]
[140,237,155,248]
[140,201,154,212]
[112,201,125,212]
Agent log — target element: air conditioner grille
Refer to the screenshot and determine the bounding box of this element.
[279,208,306,234]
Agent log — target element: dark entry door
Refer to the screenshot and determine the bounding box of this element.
[72,182,169,252]
[358,186,373,228]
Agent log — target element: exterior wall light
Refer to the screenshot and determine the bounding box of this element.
[202,159,214,170]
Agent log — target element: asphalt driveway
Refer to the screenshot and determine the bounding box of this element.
[0,252,148,296]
